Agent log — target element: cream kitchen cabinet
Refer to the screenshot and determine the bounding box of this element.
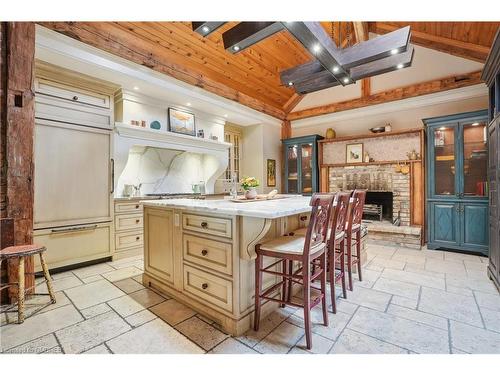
[113,198,145,260]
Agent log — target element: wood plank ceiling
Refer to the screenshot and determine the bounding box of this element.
[40,22,499,121]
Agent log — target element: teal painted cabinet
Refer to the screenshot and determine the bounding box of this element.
[282,135,323,195]
[424,110,489,255]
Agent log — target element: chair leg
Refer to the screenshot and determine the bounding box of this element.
[340,240,347,299]
[280,259,287,308]
[302,264,312,350]
[17,256,25,324]
[39,252,56,304]
[329,247,336,314]
[320,252,328,326]
[356,231,363,282]
[254,254,263,331]
[287,260,293,303]
[346,235,353,291]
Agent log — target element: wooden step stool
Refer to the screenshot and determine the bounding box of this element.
[0,245,56,323]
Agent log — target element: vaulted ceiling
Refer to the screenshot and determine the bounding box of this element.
[39,22,499,121]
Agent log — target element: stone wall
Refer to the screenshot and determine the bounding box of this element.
[329,164,411,226]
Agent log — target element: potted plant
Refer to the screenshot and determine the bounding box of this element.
[240,176,260,199]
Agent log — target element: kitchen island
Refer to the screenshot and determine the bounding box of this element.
[141,195,312,335]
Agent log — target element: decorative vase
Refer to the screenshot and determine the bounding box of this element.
[325,128,336,139]
[245,188,257,199]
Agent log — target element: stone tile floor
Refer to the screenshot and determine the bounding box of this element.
[1,243,500,354]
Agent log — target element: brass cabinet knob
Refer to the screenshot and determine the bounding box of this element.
[135,205,140,209]
[201,222,208,229]
[201,249,208,256]
[202,283,208,289]
[72,95,79,101]
[136,219,140,224]
[136,236,140,241]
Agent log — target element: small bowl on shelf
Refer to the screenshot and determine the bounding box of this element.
[370,126,386,134]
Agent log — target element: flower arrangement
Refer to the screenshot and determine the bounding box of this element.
[240,176,260,191]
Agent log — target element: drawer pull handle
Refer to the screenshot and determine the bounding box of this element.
[135,205,140,209]
[51,224,98,234]
[202,283,208,290]
[136,236,140,241]
[300,216,308,221]
[72,95,79,101]
[200,222,208,229]
[136,219,140,224]
[201,249,208,256]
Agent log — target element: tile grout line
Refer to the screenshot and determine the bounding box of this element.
[446,319,453,354]
[327,304,361,353]
[470,289,487,330]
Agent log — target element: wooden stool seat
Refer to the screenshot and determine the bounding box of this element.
[0,244,46,259]
[0,244,56,324]
[259,235,326,257]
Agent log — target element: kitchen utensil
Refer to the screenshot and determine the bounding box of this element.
[123,184,135,197]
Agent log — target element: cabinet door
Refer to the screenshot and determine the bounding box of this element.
[460,120,488,199]
[34,119,112,228]
[488,121,499,272]
[300,142,313,194]
[428,125,459,199]
[461,203,489,252]
[144,208,174,284]
[429,202,459,246]
[285,144,299,193]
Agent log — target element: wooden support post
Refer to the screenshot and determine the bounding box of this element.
[1,22,36,302]
[361,78,371,97]
[281,120,292,140]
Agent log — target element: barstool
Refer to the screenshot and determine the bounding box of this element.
[345,190,367,291]
[254,193,335,349]
[0,244,56,323]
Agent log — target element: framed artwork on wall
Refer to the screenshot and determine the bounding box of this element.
[346,143,363,163]
[168,108,196,136]
[267,159,276,187]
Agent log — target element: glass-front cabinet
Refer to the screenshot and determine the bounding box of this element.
[425,110,489,255]
[282,135,323,195]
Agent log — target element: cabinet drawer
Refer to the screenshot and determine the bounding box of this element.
[115,231,144,250]
[183,265,233,313]
[33,223,112,271]
[35,78,111,109]
[115,214,143,231]
[182,214,232,238]
[115,201,142,214]
[183,234,232,275]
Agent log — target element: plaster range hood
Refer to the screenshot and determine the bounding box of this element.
[113,123,231,196]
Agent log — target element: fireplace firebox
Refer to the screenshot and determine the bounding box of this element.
[363,191,393,221]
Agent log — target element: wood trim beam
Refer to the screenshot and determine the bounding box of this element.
[281,120,292,139]
[287,70,483,121]
[352,22,369,44]
[282,93,304,114]
[361,78,371,97]
[222,22,283,53]
[369,22,491,63]
[39,22,286,120]
[2,22,36,301]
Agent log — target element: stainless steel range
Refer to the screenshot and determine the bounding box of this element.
[144,193,206,200]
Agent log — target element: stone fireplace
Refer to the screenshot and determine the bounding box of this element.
[328,164,411,226]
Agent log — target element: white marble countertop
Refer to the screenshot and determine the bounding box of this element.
[141,195,312,219]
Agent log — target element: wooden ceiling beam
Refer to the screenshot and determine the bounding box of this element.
[39,22,286,120]
[287,70,482,121]
[222,22,284,53]
[369,22,491,62]
[282,93,304,114]
[352,21,369,44]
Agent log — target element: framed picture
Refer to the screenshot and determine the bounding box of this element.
[168,108,196,136]
[267,159,276,187]
[346,143,363,163]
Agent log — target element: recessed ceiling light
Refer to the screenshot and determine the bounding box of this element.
[288,81,293,86]
[439,126,447,130]
[312,44,321,53]
[391,49,399,55]
[133,86,139,91]
[186,102,191,106]
[233,45,240,52]
[397,63,404,69]
[343,77,349,84]
[472,122,479,126]
[202,26,210,33]
[332,66,339,73]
